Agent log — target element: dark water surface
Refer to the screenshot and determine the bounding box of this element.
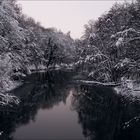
[0,71,140,140]
[12,86,85,140]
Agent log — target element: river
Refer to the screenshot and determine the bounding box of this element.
[0,70,140,140]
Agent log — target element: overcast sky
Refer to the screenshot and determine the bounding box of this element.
[17,1,126,39]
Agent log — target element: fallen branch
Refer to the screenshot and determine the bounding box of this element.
[73,80,121,87]
[123,116,140,130]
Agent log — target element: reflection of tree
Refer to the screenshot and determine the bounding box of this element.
[0,71,72,140]
[72,85,140,140]
[1,70,140,140]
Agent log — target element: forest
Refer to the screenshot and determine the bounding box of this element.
[0,0,140,110]
[1,0,140,139]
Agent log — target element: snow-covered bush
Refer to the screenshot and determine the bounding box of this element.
[74,44,112,82]
[0,93,20,107]
[0,53,21,92]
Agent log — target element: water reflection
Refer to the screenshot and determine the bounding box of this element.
[0,72,72,139]
[72,84,140,140]
[0,71,140,140]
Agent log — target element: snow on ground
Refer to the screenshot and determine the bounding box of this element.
[114,78,140,98]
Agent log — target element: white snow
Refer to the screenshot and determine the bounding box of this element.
[76,80,120,86]
[0,93,20,106]
[89,33,96,39]
[116,37,123,47]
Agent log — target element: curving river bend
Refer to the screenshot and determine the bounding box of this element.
[0,70,140,140]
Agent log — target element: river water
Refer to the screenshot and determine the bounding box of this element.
[0,71,140,140]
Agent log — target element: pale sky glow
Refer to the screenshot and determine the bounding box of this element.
[17,1,125,39]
